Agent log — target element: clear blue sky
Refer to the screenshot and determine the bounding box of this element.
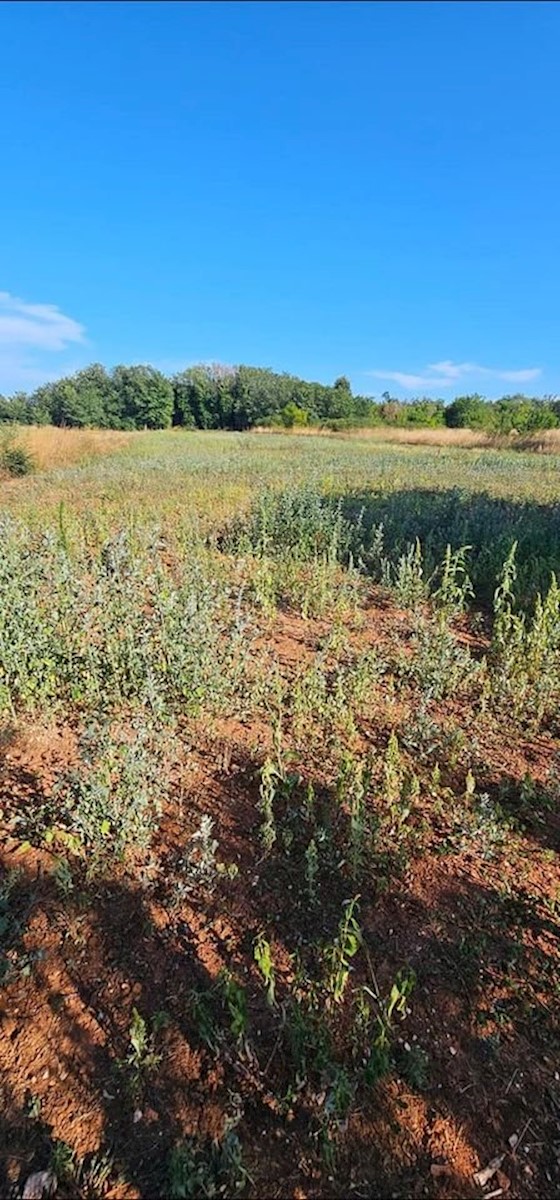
[1,0,559,398]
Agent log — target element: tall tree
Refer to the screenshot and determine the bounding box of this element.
[112,365,174,429]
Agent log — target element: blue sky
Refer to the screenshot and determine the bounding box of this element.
[1,0,558,398]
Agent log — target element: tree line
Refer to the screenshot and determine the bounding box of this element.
[1,361,559,432]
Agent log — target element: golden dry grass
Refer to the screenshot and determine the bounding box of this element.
[515,428,560,453]
[1,425,135,471]
[337,426,492,447]
[252,424,560,453]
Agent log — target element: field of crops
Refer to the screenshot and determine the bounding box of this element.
[1,430,559,1200]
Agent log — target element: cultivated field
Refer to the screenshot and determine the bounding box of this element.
[1,430,559,1200]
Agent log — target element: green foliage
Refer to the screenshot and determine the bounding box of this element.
[390,538,427,608]
[176,815,238,899]
[0,436,35,476]
[48,723,164,865]
[408,616,479,700]
[395,1043,430,1089]
[168,1131,247,1199]
[254,933,276,1006]
[0,869,29,984]
[445,393,492,429]
[116,1006,167,1100]
[112,364,174,429]
[218,970,249,1043]
[280,401,309,428]
[336,753,373,882]
[222,487,356,565]
[324,896,362,1007]
[258,757,280,852]
[0,520,247,717]
[48,1142,115,1197]
[2,354,560,432]
[431,544,474,622]
[490,544,560,723]
[305,836,320,904]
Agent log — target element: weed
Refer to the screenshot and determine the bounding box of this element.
[189,987,220,1053]
[179,814,238,893]
[490,544,560,724]
[0,869,41,984]
[391,538,427,608]
[254,933,276,1006]
[168,1130,248,1199]
[0,437,35,476]
[430,544,474,622]
[117,1006,167,1100]
[396,1043,430,1090]
[305,837,320,904]
[383,732,402,805]
[52,856,75,896]
[408,616,480,700]
[48,722,165,868]
[218,970,249,1045]
[336,753,373,881]
[258,757,279,852]
[361,967,417,1086]
[324,896,362,1007]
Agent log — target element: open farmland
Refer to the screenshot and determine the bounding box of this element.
[1,429,559,1200]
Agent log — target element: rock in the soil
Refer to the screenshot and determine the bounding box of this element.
[473,1154,505,1188]
[22,1170,57,1199]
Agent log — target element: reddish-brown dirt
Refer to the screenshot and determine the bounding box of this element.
[0,602,558,1199]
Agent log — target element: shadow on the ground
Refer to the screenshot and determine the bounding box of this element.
[1,736,559,1199]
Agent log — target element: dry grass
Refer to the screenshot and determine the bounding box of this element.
[252,425,560,453]
[337,426,493,447]
[515,428,560,453]
[1,425,135,471]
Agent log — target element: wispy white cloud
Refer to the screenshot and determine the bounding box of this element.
[0,291,86,393]
[367,360,542,391]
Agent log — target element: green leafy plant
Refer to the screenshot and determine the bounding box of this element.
[218,970,249,1044]
[361,967,417,1086]
[305,836,319,904]
[430,544,474,622]
[179,814,238,893]
[324,896,362,1007]
[258,757,279,852]
[168,1130,248,1199]
[391,538,427,608]
[0,438,35,477]
[254,933,276,1006]
[395,1043,430,1090]
[117,1006,167,1100]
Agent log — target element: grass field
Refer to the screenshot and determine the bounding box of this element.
[1,430,559,1200]
[0,426,136,475]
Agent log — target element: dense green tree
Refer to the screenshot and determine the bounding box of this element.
[172,368,205,427]
[0,391,48,424]
[321,376,354,420]
[280,401,309,428]
[4,360,559,434]
[402,398,446,427]
[445,394,491,429]
[30,379,86,427]
[172,364,236,428]
[230,366,289,429]
[72,363,120,428]
[493,394,558,433]
[112,365,174,429]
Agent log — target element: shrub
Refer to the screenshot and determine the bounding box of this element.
[280,402,309,428]
[0,441,35,476]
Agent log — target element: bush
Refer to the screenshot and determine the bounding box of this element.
[0,442,36,476]
[280,402,309,428]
